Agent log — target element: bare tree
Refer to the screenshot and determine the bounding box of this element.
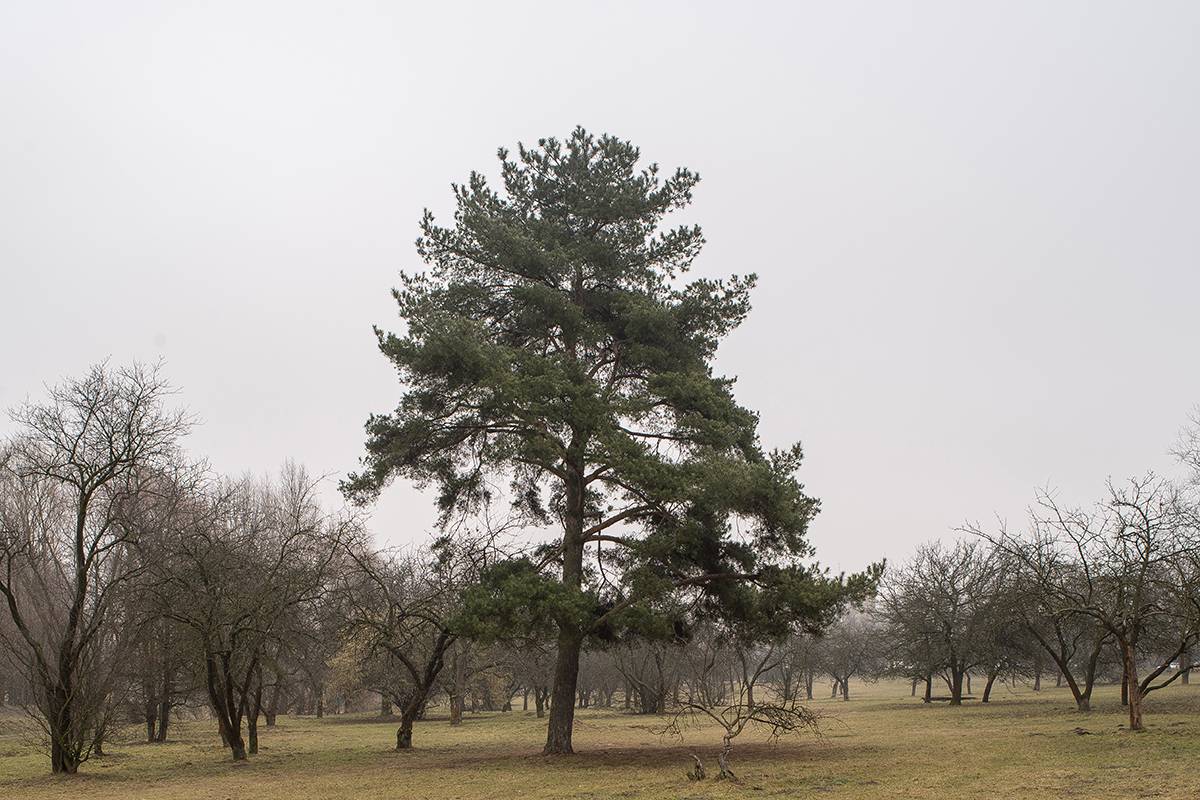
[881,541,1005,705]
[613,638,684,714]
[504,642,555,717]
[767,633,820,702]
[0,362,190,774]
[146,464,349,759]
[659,629,821,781]
[339,534,488,749]
[984,540,1111,710]
[817,609,884,701]
[972,476,1200,730]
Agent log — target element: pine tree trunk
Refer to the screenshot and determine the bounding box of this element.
[544,629,583,753]
[544,468,586,755]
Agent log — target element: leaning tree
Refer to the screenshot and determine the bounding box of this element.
[345,128,872,753]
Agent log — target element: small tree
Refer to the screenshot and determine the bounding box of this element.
[881,541,1005,705]
[817,609,884,701]
[767,633,821,702]
[659,623,821,781]
[340,535,487,749]
[147,465,348,759]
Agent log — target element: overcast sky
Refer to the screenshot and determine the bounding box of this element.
[3,1,1198,572]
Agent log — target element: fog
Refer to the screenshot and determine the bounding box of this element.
[3,0,1198,571]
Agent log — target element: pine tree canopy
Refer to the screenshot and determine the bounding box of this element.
[345,126,873,653]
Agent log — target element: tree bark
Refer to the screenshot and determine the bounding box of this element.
[949,668,964,706]
[248,677,263,755]
[205,651,250,761]
[156,700,172,741]
[981,671,998,703]
[92,724,105,758]
[544,465,586,755]
[545,629,583,753]
[264,677,282,728]
[396,704,419,750]
[1122,643,1144,731]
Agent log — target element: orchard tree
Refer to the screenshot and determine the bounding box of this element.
[148,465,348,760]
[881,541,1005,705]
[987,538,1111,711]
[339,536,488,749]
[817,609,884,701]
[974,476,1200,730]
[346,128,868,753]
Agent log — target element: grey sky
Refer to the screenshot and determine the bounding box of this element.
[3,1,1198,572]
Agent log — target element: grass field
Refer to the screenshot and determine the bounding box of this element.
[3,681,1199,799]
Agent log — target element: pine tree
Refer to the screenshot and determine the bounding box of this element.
[346,128,867,754]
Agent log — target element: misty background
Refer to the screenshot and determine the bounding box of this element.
[2,1,1198,572]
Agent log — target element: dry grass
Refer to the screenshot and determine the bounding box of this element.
[3,680,1199,799]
